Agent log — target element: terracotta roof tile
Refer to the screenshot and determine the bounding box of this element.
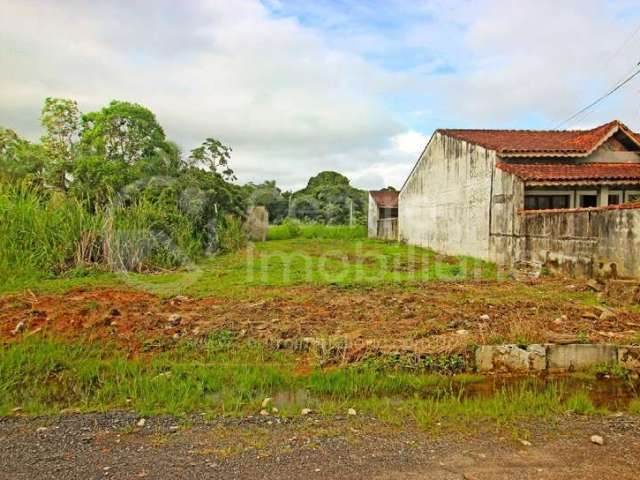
[438,120,640,156]
[370,190,398,207]
[497,162,640,182]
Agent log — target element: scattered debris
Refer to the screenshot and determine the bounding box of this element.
[36,427,48,434]
[259,409,269,416]
[11,321,25,335]
[519,439,532,447]
[301,408,312,416]
[348,408,357,416]
[590,435,604,446]
[586,279,603,292]
[136,418,146,428]
[261,397,272,408]
[168,314,182,327]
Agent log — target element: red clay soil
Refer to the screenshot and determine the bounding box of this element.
[1,280,639,355]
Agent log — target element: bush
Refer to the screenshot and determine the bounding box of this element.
[0,183,212,288]
[218,215,247,252]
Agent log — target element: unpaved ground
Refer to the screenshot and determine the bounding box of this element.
[1,413,639,479]
[1,279,639,355]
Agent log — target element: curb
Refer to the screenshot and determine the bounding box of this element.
[476,344,640,373]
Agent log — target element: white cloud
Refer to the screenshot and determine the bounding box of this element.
[1,0,640,190]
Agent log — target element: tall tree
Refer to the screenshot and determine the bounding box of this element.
[80,100,169,165]
[41,97,81,190]
[189,138,236,181]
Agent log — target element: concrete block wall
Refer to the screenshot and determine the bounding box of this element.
[516,206,640,278]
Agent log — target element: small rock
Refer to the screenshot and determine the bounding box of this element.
[456,329,469,335]
[301,408,312,416]
[12,321,26,335]
[590,435,604,445]
[347,408,357,416]
[479,314,491,321]
[168,314,182,327]
[36,427,48,434]
[519,439,532,447]
[259,409,269,416]
[261,397,272,408]
[553,314,568,325]
[136,418,146,427]
[169,426,179,433]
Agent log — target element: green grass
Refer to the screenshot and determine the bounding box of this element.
[267,223,367,241]
[0,337,628,427]
[4,237,496,297]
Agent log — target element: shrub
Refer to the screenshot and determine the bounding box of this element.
[218,215,247,252]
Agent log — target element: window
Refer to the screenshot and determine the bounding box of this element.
[608,194,621,205]
[579,195,598,208]
[524,195,570,210]
[627,192,640,204]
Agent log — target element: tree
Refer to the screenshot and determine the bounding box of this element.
[244,180,289,223]
[0,127,46,184]
[80,100,169,165]
[41,97,81,191]
[188,138,236,181]
[290,171,367,225]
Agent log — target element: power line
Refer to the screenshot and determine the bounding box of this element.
[554,65,640,129]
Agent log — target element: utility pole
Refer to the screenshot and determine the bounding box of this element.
[349,198,353,227]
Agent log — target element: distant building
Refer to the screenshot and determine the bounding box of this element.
[368,188,398,240]
[377,120,640,277]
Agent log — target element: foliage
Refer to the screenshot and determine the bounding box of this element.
[289,171,367,225]
[0,98,250,284]
[243,180,289,224]
[218,215,247,252]
[0,127,46,185]
[40,97,81,190]
[189,137,236,181]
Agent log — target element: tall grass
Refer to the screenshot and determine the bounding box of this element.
[0,183,209,290]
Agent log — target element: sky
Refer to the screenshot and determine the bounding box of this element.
[2,0,640,190]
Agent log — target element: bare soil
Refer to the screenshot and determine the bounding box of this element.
[1,279,639,355]
[1,413,639,479]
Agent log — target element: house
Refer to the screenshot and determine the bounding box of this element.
[394,120,640,277]
[368,188,398,240]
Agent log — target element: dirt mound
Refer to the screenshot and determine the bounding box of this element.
[1,280,639,355]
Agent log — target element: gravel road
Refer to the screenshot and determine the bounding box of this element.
[1,413,639,479]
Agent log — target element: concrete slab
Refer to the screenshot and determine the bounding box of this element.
[547,344,617,372]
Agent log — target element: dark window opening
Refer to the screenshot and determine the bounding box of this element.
[579,195,598,208]
[379,207,398,219]
[524,195,570,210]
[608,194,621,206]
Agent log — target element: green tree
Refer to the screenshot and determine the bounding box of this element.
[290,171,367,225]
[189,137,236,181]
[40,97,81,191]
[80,100,171,166]
[244,180,289,223]
[0,127,46,185]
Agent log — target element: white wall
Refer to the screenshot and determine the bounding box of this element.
[367,192,379,238]
[399,133,498,259]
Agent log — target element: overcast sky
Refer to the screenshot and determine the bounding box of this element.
[2,0,640,190]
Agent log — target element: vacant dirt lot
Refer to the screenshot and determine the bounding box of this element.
[1,413,639,479]
[1,278,639,355]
